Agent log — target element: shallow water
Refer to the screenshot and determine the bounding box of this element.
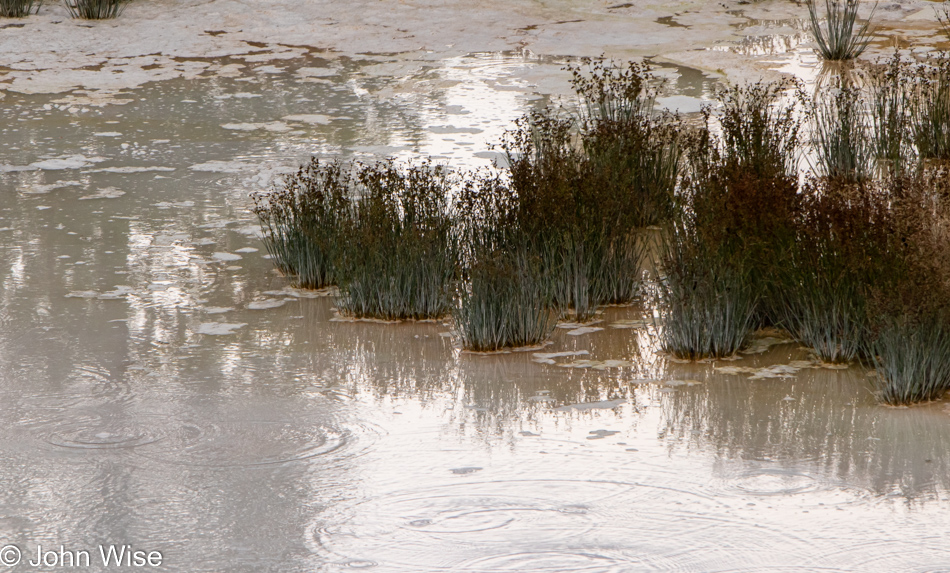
[1,48,950,573]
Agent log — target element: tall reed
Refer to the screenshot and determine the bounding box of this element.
[0,0,39,17]
[64,0,128,18]
[716,80,802,178]
[251,159,351,289]
[502,59,681,320]
[910,56,950,162]
[336,161,458,320]
[571,58,682,228]
[654,217,758,360]
[774,178,892,363]
[868,54,915,176]
[861,167,950,404]
[453,172,557,351]
[806,0,874,61]
[812,86,875,183]
[702,82,802,325]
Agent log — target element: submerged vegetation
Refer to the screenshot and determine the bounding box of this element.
[0,0,38,17]
[807,0,874,61]
[254,53,950,405]
[65,0,129,19]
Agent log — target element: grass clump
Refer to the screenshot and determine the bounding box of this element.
[806,0,874,61]
[65,0,128,18]
[502,59,680,321]
[654,81,802,359]
[654,218,758,360]
[865,168,950,404]
[775,179,892,363]
[453,174,556,351]
[812,86,875,183]
[868,53,916,176]
[910,55,950,163]
[705,81,803,321]
[251,159,351,289]
[336,161,458,321]
[571,58,681,229]
[0,0,39,17]
[871,317,950,405]
[502,111,600,320]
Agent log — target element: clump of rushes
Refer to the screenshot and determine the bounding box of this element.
[453,173,557,351]
[336,160,458,321]
[705,81,803,325]
[807,0,874,61]
[871,317,950,405]
[653,217,758,360]
[0,0,39,17]
[571,58,682,228]
[716,80,802,178]
[910,55,950,163]
[251,159,351,289]
[501,110,598,320]
[501,59,679,320]
[776,179,892,363]
[866,167,950,404]
[812,86,875,183]
[654,81,802,359]
[64,0,128,19]
[868,53,916,176]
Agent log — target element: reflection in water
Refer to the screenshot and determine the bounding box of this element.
[0,50,949,572]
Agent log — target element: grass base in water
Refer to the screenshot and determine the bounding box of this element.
[0,0,38,17]
[65,0,129,19]
[654,225,757,360]
[872,318,950,406]
[454,247,557,352]
[336,161,457,321]
[251,159,352,290]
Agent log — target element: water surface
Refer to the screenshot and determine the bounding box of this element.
[0,50,949,573]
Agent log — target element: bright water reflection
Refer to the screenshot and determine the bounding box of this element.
[0,51,948,572]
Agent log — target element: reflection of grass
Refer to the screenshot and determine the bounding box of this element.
[65,0,129,18]
[807,0,873,61]
[251,159,351,289]
[0,0,39,17]
[337,161,457,321]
